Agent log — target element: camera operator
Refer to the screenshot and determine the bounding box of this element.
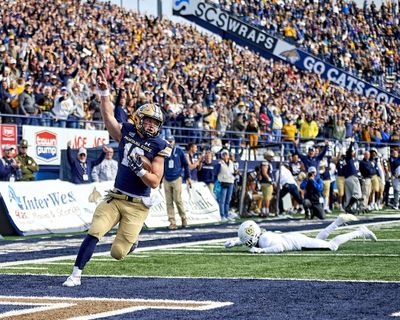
[300,166,325,220]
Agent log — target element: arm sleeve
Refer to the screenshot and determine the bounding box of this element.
[346,142,353,161]
[180,149,190,179]
[313,178,324,192]
[66,146,74,166]
[92,151,106,167]
[316,145,327,161]
[300,178,308,190]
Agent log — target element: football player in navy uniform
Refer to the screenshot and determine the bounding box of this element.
[63,70,171,287]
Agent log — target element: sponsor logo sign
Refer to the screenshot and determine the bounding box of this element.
[22,126,110,165]
[0,180,219,235]
[35,130,57,162]
[173,0,277,53]
[0,124,17,157]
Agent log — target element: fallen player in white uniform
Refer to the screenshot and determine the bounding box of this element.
[224,214,377,253]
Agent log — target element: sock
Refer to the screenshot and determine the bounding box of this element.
[329,229,363,251]
[316,218,340,240]
[74,234,99,270]
[72,266,82,278]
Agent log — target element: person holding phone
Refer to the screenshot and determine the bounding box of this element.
[300,166,325,219]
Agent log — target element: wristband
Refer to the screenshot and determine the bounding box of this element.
[99,89,110,97]
[136,169,147,177]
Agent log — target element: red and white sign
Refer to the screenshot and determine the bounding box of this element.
[0,124,17,157]
[22,126,110,165]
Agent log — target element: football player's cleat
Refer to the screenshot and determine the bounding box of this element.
[128,241,139,254]
[337,213,358,225]
[238,220,262,247]
[62,276,81,287]
[359,226,377,241]
[132,103,163,137]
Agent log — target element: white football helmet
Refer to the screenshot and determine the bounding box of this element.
[238,220,262,247]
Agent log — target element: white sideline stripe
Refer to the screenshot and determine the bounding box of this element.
[0,266,48,270]
[0,272,399,284]
[162,248,204,251]
[391,311,400,317]
[132,252,400,257]
[0,220,396,268]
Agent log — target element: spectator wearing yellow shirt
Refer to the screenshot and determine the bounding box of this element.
[282,118,297,155]
[300,114,319,140]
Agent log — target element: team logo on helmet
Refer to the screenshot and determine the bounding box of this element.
[238,221,262,247]
[133,103,163,138]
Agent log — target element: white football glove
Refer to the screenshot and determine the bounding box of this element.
[224,240,236,248]
[249,247,263,254]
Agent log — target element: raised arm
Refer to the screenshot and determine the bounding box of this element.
[98,69,122,142]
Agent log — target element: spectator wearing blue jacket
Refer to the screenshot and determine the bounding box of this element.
[300,166,325,220]
[294,138,329,174]
[163,136,191,230]
[66,142,106,184]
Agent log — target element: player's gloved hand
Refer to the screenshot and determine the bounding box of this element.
[128,155,146,177]
[224,240,236,248]
[249,247,262,254]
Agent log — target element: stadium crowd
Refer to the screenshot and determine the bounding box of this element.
[0,0,399,217]
[218,0,400,93]
[0,0,399,149]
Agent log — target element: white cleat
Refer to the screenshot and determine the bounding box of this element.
[359,226,377,242]
[62,276,81,287]
[337,213,358,225]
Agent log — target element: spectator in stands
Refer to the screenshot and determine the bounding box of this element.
[198,150,217,195]
[15,139,38,181]
[216,149,236,222]
[300,166,325,220]
[66,141,106,184]
[163,136,191,229]
[245,112,259,160]
[300,114,319,140]
[18,82,37,125]
[91,147,118,182]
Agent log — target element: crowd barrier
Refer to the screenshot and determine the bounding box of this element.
[0,180,220,236]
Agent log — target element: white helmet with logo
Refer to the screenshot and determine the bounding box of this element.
[238,220,262,247]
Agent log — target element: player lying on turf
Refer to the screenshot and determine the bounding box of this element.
[224,214,377,253]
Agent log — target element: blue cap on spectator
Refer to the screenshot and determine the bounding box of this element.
[61,87,67,91]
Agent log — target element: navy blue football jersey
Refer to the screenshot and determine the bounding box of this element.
[114,123,171,197]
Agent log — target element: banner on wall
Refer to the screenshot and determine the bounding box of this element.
[173,0,400,104]
[0,124,17,157]
[21,126,110,165]
[273,40,399,104]
[0,180,220,235]
[173,0,277,53]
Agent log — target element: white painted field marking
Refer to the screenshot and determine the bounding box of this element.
[391,311,400,317]
[163,248,204,251]
[0,266,48,270]
[132,252,400,257]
